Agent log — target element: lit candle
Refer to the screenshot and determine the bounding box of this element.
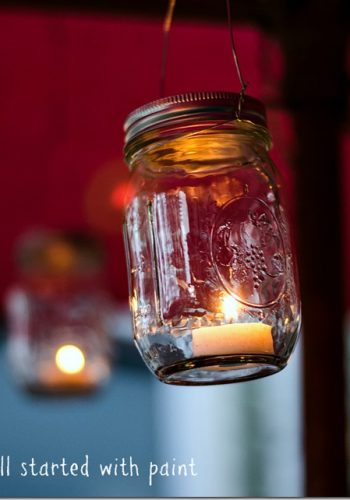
[37,342,110,391]
[38,344,92,389]
[192,296,274,357]
[55,344,86,374]
[192,322,273,356]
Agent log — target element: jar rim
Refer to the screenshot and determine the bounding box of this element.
[123,91,267,146]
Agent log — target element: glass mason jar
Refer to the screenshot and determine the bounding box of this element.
[5,230,112,394]
[123,91,301,385]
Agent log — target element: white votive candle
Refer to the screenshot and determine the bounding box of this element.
[192,322,274,357]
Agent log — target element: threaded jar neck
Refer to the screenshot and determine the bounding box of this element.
[123,91,272,169]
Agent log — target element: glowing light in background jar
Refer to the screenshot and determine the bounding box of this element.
[55,344,86,375]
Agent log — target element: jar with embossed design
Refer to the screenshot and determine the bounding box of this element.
[123,91,301,385]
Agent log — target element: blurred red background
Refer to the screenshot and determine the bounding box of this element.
[0,8,347,305]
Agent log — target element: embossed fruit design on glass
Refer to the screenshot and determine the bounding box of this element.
[123,91,301,385]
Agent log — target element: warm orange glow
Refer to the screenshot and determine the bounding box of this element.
[192,296,274,356]
[110,181,135,210]
[55,345,85,374]
[45,242,75,271]
[222,295,240,321]
[84,161,126,233]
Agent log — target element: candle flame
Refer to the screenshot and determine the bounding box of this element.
[222,295,240,321]
[55,344,85,374]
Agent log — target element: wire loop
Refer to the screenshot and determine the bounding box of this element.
[160,0,176,97]
[160,0,249,118]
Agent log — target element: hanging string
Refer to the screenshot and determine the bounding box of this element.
[225,0,248,118]
[160,0,176,97]
[160,0,248,118]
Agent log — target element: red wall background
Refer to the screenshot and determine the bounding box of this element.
[1,9,345,306]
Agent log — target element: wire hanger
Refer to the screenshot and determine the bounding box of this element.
[159,0,249,119]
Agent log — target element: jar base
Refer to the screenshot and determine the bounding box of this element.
[155,354,286,386]
[23,381,101,397]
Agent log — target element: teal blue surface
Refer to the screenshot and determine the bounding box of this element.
[0,336,304,497]
[0,341,157,497]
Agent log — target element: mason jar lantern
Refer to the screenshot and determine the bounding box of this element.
[123,91,301,385]
[5,230,112,394]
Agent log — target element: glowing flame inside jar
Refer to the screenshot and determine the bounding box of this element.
[222,295,240,321]
[55,345,86,374]
[192,295,274,357]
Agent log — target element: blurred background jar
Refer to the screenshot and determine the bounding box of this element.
[123,91,301,386]
[5,229,113,394]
